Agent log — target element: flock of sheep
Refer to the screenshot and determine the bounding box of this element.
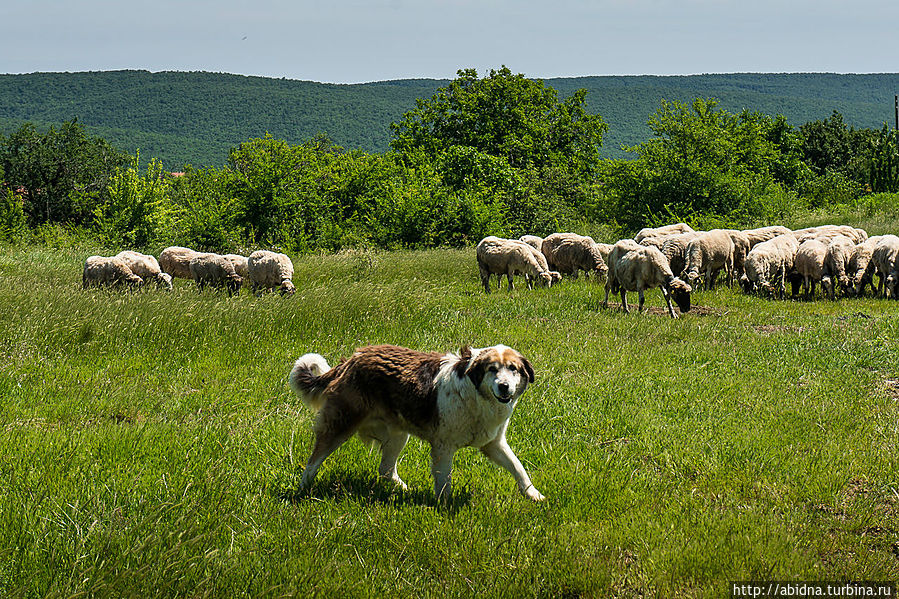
[476,224,899,317]
[82,247,296,296]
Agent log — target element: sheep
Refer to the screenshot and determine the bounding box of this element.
[594,243,614,265]
[540,233,594,270]
[848,235,886,297]
[741,225,792,249]
[871,235,899,298]
[82,256,143,289]
[159,246,200,280]
[794,225,867,245]
[740,234,798,299]
[224,254,249,279]
[543,236,608,280]
[634,223,694,244]
[514,240,561,287]
[519,235,544,251]
[189,253,243,296]
[477,236,554,293]
[247,250,296,296]
[793,239,827,300]
[681,229,735,290]
[660,232,700,278]
[722,230,751,280]
[820,235,855,300]
[115,250,173,290]
[602,239,692,318]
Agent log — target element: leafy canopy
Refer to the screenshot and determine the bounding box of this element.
[390,67,608,178]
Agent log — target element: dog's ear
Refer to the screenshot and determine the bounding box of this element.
[466,354,488,388]
[519,356,535,383]
[454,345,473,379]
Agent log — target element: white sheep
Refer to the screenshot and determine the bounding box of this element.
[871,235,899,298]
[794,239,827,300]
[476,236,554,293]
[847,235,886,297]
[602,239,692,318]
[740,234,798,298]
[722,229,751,279]
[540,233,594,270]
[189,253,243,296]
[82,256,143,289]
[519,235,544,251]
[634,223,694,244]
[741,225,793,249]
[247,250,296,296]
[794,225,867,245]
[115,250,173,290]
[660,232,700,279]
[513,240,561,287]
[681,229,735,290]
[159,246,200,280]
[820,235,855,300]
[543,236,608,280]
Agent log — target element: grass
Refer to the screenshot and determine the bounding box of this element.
[0,243,898,597]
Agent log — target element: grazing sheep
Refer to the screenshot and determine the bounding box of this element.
[224,254,249,279]
[820,235,855,300]
[634,223,694,244]
[115,250,173,290]
[848,235,886,297]
[740,234,799,298]
[660,232,700,278]
[871,235,899,298]
[794,225,867,245]
[514,240,561,287]
[519,235,544,251]
[794,239,827,300]
[476,236,554,293]
[159,246,200,280]
[722,230,751,279]
[603,239,692,318]
[82,256,144,289]
[247,250,296,296]
[189,253,243,296]
[741,225,792,249]
[681,229,735,290]
[540,233,594,270]
[594,243,614,265]
[543,236,608,280]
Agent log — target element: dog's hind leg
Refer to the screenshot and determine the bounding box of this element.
[480,438,545,502]
[298,402,362,493]
[378,431,410,490]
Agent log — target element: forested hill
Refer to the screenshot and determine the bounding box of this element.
[1,70,897,168]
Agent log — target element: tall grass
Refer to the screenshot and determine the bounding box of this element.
[0,244,897,597]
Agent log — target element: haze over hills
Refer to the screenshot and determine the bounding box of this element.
[1,70,897,168]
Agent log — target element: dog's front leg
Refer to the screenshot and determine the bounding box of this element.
[430,445,454,501]
[480,437,545,502]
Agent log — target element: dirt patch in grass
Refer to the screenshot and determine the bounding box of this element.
[751,324,804,335]
[882,378,899,400]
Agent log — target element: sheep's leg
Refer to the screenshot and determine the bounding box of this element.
[602,282,611,309]
[661,286,678,318]
[506,271,514,292]
[637,289,646,312]
[480,270,491,293]
[620,289,630,313]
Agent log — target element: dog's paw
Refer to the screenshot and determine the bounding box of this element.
[523,485,546,502]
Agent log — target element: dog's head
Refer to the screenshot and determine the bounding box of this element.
[464,345,534,404]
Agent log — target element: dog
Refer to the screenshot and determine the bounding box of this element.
[288,343,545,502]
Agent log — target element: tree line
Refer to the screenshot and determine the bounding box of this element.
[1,67,898,250]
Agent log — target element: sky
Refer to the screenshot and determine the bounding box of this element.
[2,0,898,84]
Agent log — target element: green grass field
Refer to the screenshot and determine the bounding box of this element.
[1,244,898,597]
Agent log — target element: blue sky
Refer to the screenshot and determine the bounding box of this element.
[3,0,897,83]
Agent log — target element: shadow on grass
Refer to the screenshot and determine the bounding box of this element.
[275,468,473,512]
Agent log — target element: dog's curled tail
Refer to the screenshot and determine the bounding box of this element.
[288,353,332,412]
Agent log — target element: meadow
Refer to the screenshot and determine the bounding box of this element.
[0,241,898,598]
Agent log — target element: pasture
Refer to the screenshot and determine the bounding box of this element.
[1,244,898,597]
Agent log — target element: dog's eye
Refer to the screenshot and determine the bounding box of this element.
[508,365,517,372]
[488,366,498,373]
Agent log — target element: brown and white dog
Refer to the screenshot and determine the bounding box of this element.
[288,344,545,502]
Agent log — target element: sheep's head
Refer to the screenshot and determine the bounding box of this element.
[740,273,754,294]
[538,272,554,287]
[227,274,242,295]
[787,271,803,298]
[157,272,174,291]
[126,274,144,287]
[820,275,833,296]
[667,277,692,313]
[549,271,562,286]
[280,279,296,295]
[887,274,898,299]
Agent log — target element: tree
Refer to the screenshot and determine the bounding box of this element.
[0,120,127,226]
[390,67,608,179]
